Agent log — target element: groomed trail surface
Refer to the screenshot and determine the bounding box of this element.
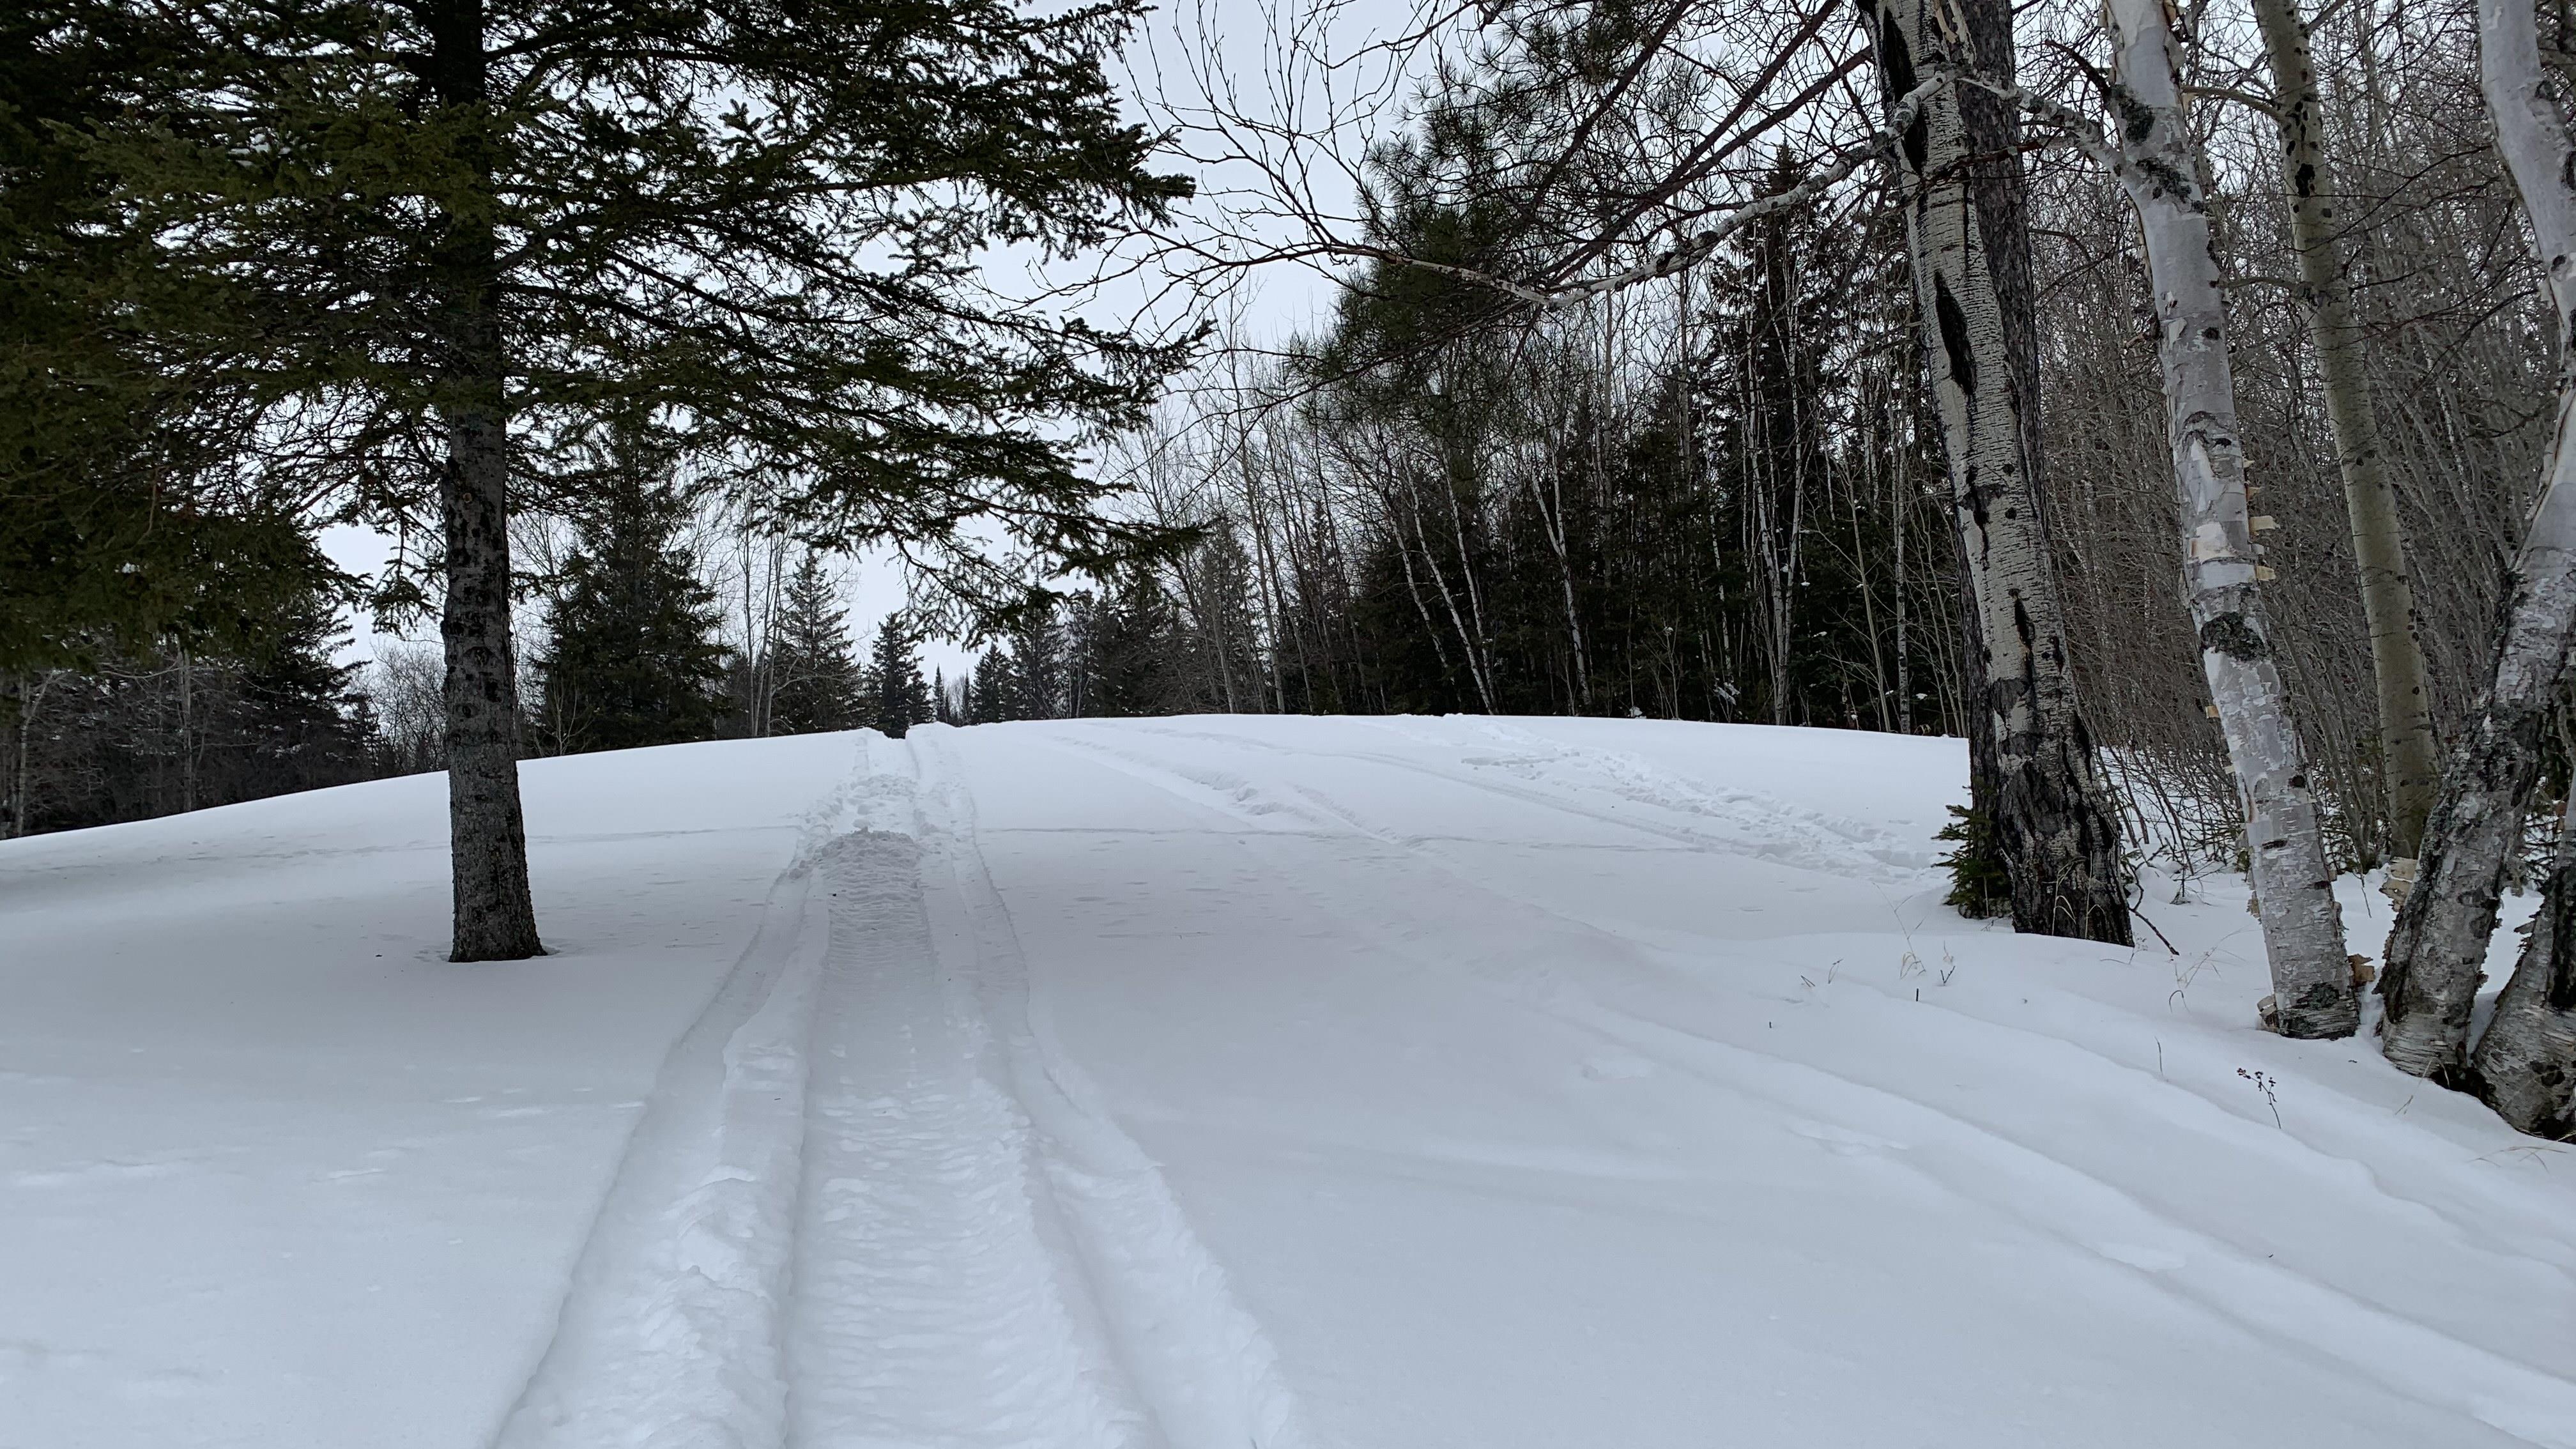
[4,717,2573,1449]
[494,738,1300,1449]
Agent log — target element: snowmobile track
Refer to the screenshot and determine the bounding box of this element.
[490,733,1301,1449]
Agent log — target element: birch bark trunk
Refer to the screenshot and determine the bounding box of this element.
[2104,0,2354,1035]
[2472,795,2576,1135]
[1864,0,2132,944]
[2249,0,2441,859]
[2383,0,2576,1085]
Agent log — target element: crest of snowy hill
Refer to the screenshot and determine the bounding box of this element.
[2,716,2570,1449]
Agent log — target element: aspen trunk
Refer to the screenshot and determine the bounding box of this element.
[2471,795,2576,1136]
[2384,0,2576,1084]
[431,0,542,962]
[1866,0,2133,944]
[2108,0,2356,1036]
[2249,0,2441,859]
[2380,0,2576,1080]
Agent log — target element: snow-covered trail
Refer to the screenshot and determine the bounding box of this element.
[944,717,2576,1449]
[495,736,1300,1449]
[6,716,2573,1449]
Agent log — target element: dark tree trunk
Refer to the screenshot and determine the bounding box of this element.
[430,0,541,962]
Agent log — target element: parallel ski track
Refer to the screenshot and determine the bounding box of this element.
[493,733,1300,1449]
[1025,724,2576,1449]
[1061,717,1924,882]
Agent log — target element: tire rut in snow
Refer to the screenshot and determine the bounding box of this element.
[910,730,1308,1449]
[497,735,1301,1449]
[494,808,841,1449]
[785,824,1142,1449]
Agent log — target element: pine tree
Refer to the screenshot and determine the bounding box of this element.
[970,648,1015,724]
[222,595,372,799]
[769,555,864,735]
[870,615,931,739]
[1085,571,1183,717]
[1,4,340,675]
[6,589,368,834]
[52,0,1192,958]
[1009,600,1065,721]
[536,481,732,755]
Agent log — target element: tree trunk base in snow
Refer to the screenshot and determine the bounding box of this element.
[447,737,542,962]
[2468,814,2576,1137]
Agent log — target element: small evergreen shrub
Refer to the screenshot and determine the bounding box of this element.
[1936,805,2011,919]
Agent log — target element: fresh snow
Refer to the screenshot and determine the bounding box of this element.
[3,716,2571,1448]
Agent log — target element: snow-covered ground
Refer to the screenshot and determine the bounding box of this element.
[4,716,2571,1449]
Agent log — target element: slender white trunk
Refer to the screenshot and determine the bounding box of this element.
[2107,0,2356,1035]
[2383,0,2576,1085]
[2249,0,2441,859]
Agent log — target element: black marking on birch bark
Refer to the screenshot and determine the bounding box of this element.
[2291,981,2345,1012]
[1933,275,1975,394]
[2293,161,2316,197]
[1876,15,1928,174]
[2199,612,2269,661]
[2111,84,2156,146]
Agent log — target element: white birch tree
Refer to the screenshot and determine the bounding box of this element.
[2093,0,2358,1035]
[2383,0,2576,1089]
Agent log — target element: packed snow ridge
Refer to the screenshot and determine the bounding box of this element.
[3,716,2572,1449]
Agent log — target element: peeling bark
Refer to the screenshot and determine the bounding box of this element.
[2471,797,2576,1136]
[2107,0,2355,1035]
[1866,0,2133,944]
[2379,0,2576,1080]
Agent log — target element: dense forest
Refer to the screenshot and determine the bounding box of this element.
[10,0,2576,1133]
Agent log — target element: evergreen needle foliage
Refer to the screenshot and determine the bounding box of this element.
[1936,804,2012,920]
[535,479,731,755]
[1,4,345,673]
[13,0,1195,953]
[868,614,930,739]
[769,554,865,735]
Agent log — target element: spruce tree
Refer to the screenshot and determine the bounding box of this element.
[869,616,931,739]
[1085,571,1182,717]
[224,596,373,798]
[970,648,1015,724]
[8,588,369,834]
[535,482,732,755]
[48,0,1192,958]
[769,555,864,735]
[1009,600,1065,721]
[2,4,340,673]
